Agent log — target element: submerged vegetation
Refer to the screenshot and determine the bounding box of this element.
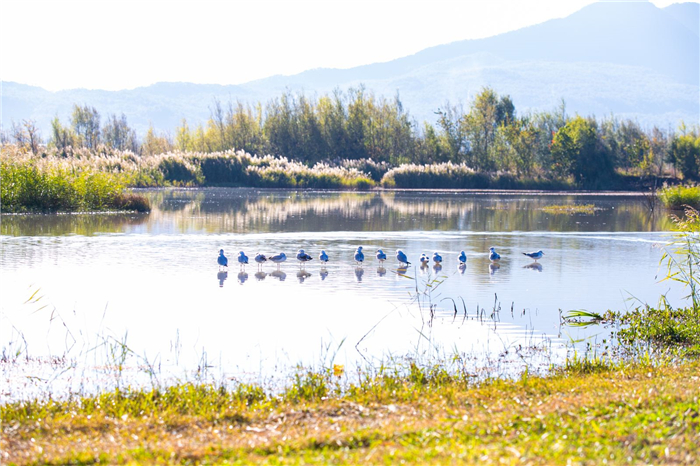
[541,204,597,215]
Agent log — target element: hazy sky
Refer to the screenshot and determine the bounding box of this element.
[0,0,680,91]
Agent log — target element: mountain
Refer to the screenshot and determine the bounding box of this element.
[2,1,698,138]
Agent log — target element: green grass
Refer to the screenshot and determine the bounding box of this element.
[658,185,700,209]
[2,360,699,465]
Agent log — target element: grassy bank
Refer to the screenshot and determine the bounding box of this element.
[2,360,699,465]
[659,185,700,210]
[0,149,150,213]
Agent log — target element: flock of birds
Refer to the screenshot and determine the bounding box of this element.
[217,247,545,271]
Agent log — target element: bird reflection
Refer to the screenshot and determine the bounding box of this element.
[433,263,443,273]
[320,268,329,281]
[524,262,543,272]
[355,267,365,282]
[396,265,409,276]
[254,271,267,281]
[270,270,286,281]
[237,271,249,284]
[297,270,312,283]
[489,262,500,275]
[377,266,387,277]
[217,271,228,287]
[458,263,467,274]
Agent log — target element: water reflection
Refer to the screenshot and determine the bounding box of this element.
[489,263,501,275]
[355,267,365,282]
[459,263,467,274]
[433,264,443,273]
[217,271,228,287]
[319,268,329,281]
[270,270,286,281]
[237,272,249,284]
[1,188,674,237]
[524,262,543,272]
[377,267,387,277]
[255,271,267,281]
[297,270,312,283]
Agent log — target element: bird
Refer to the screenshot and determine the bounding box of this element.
[376,249,387,263]
[297,249,313,267]
[432,252,443,264]
[319,250,329,263]
[354,246,365,265]
[237,251,249,270]
[419,254,430,267]
[489,247,501,261]
[396,249,411,266]
[522,250,545,261]
[458,251,467,265]
[254,253,267,270]
[217,249,228,270]
[269,252,287,270]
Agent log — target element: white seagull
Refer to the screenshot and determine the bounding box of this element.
[254,253,267,270]
[354,246,365,266]
[419,254,430,266]
[297,249,313,267]
[489,247,501,261]
[432,252,443,264]
[237,251,249,270]
[458,251,467,264]
[376,249,387,263]
[269,252,287,270]
[396,249,411,266]
[522,250,545,261]
[217,249,228,270]
[319,250,329,263]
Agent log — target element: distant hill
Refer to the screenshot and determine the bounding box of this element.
[2,1,698,137]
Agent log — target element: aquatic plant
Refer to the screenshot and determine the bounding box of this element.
[658,185,700,209]
[541,204,597,215]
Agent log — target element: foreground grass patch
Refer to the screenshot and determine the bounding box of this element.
[3,361,699,465]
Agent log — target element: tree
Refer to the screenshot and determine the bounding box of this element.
[669,126,700,181]
[49,116,76,155]
[102,113,138,152]
[71,104,101,149]
[551,116,613,185]
[141,125,173,156]
[11,119,42,153]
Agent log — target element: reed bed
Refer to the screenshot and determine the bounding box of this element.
[658,185,700,209]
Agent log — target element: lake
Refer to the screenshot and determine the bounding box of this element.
[0,188,685,400]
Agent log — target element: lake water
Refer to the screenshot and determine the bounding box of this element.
[0,188,685,400]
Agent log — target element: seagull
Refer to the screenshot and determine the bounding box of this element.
[489,247,501,261]
[376,249,387,263]
[269,252,287,270]
[237,251,249,270]
[432,252,443,264]
[297,249,313,268]
[217,249,228,270]
[419,254,429,266]
[354,246,365,266]
[522,250,545,261]
[254,253,267,270]
[396,249,411,266]
[458,251,467,264]
[319,250,329,263]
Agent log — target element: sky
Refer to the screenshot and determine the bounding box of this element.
[0,0,680,92]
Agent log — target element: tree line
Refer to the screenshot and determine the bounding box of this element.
[3,86,699,186]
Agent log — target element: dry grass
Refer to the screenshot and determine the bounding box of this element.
[3,361,699,465]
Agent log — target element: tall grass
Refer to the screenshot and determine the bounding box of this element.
[658,185,700,209]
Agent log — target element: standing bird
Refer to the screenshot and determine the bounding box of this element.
[319,250,329,264]
[375,249,387,263]
[269,252,287,270]
[354,246,365,266]
[458,251,467,265]
[297,249,313,268]
[217,249,228,270]
[419,254,430,267]
[489,247,501,261]
[254,253,268,270]
[432,252,443,264]
[237,251,249,270]
[396,249,411,266]
[522,250,545,261]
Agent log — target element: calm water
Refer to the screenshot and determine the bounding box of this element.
[0,189,684,400]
